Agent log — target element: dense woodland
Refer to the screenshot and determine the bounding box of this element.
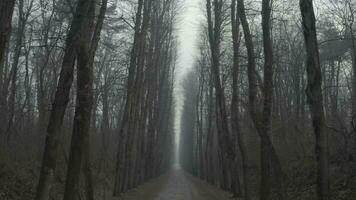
[180,0,356,199]
[0,0,176,199]
[0,0,355,200]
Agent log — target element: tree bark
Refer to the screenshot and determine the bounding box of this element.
[237,0,285,199]
[35,0,95,199]
[349,6,356,158]
[206,0,241,196]
[114,0,151,195]
[231,0,249,199]
[6,0,27,142]
[63,0,107,199]
[0,0,15,89]
[261,1,286,199]
[62,28,93,200]
[300,0,329,199]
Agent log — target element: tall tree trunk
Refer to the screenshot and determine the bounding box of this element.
[113,0,147,195]
[6,0,26,142]
[350,17,356,158]
[237,0,268,198]
[206,0,241,196]
[238,0,285,199]
[231,0,249,199]
[261,1,286,199]
[63,0,107,199]
[36,3,57,155]
[0,0,15,95]
[35,0,95,199]
[300,0,329,199]
[62,28,93,200]
[0,1,15,132]
[196,69,205,179]
[205,75,215,184]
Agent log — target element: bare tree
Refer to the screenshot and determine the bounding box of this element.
[300,0,329,199]
[236,0,286,199]
[7,0,34,142]
[0,0,15,94]
[63,0,108,199]
[35,0,97,199]
[231,0,249,199]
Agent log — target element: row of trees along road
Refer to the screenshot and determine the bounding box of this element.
[0,0,177,199]
[1,0,356,200]
[180,0,356,200]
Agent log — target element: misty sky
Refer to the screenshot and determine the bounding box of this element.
[174,0,203,161]
[176,0,203,78]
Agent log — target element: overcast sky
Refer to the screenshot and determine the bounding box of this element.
[176,0,203,79]
[174,0,203,162]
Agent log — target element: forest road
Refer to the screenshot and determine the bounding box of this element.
[117,165,233,200]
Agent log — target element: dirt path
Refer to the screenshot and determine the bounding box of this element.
[117,166,232,200]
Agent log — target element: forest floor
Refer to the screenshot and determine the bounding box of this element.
[0,158,355,199]
[113,165,233,200]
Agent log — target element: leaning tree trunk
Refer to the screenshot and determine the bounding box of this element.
[238,0,269,198]
[300,0,329,200]
[231,0,250,199]
[35,0,94,199]
[62,38,93,200]
[63,0,107,199]
[237,0,285,199]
